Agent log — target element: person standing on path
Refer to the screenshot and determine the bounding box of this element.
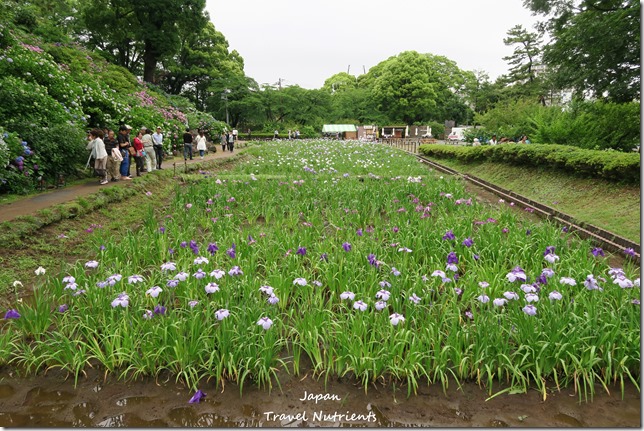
[196,130,207,159]
[118,125,133,180]
[104,129,120,182]
[132,130,145,177]
[87,129,108,185]
[152,126,164,169]
[221,132,227,152]
[183,127,194,160]
[227,130,234,152]
[142,128,156,172]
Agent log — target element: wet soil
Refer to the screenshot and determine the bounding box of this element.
[0,366,639,427]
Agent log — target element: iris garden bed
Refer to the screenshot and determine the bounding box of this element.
[0,141,639,401]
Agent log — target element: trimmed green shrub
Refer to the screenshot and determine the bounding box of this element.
[419,144,640,183]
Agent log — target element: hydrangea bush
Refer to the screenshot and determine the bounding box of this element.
[0,34,223,193]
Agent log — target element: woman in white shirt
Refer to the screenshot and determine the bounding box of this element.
[87,129,108,184]
[196,130,207,158]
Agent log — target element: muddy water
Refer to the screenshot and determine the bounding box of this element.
[0,367,639,427]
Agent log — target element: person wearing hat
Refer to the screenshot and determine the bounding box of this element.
[152,126,164,169]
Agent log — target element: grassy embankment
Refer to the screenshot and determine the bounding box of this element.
[421,157,640,243]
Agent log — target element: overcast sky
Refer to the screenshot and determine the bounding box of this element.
[206,0,541,89]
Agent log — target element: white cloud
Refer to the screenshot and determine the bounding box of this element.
[206,0,541,88]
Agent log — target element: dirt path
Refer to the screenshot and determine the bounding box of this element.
[0,147,243,223]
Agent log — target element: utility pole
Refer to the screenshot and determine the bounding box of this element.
[222,88,231,125]
[347,65,350,74]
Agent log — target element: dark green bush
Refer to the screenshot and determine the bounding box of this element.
[419,144,640,183]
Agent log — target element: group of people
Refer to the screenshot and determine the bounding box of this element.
[472,134,531,146]
[273,129,300,139]
[220,130,235,153]
[181,128,217,160]
[86,124,165,185]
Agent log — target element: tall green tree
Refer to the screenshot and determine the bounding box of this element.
[159,22,241,109]
[523,0,640,102]
[367,51,473,124]
[78,0,207,83]
[503,24,542,85]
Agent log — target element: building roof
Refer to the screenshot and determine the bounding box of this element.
[322,124,357,133]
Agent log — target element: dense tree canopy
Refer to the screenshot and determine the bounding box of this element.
[524,0,640,102]
[367,51,473,124]
[78,0,208,83]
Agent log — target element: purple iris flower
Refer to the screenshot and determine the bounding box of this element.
[214,309,229,320]
[4,309,20,319]
[375,300,387,311]
[267,295,279,304]
[376,290,391,301]
[473,254,480,261]
[392,226,399,233]
[153,305,166,315]
[180,241,187,248]
[525,229,531,235]
[522,304,537,316]
[296,246,307,256]
[188,390,206,403]
[549,291,562,301]
[462,237,473,247]
[447,252,458,265]
[562,226,569,232]
[226,247,236,259]
[167,279,179,288]
[189,240,199,255]
[591,247,604,257]
[159,227,166,234]
[342,242,352,252]
[111,292,129,308]
[248,235,256,245]
[357,228,363,236]
[146,286,163,298]
[340,291,355,300]
[259,285,274,295]
[211,269,225,279]
[543,246,556,256]
[442,230,455,241]
[228,266,243,276]
[367,254,378,267]
[502,228,509,234]
[169,248,175,255]
[205,282,220,294]
[624,248,636,257]
[477,294,490,303]
[503,291,519,301]
[207,243,219,255]
[320,253,328,262]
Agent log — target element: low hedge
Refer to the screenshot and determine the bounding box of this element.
[418,144,640,183]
